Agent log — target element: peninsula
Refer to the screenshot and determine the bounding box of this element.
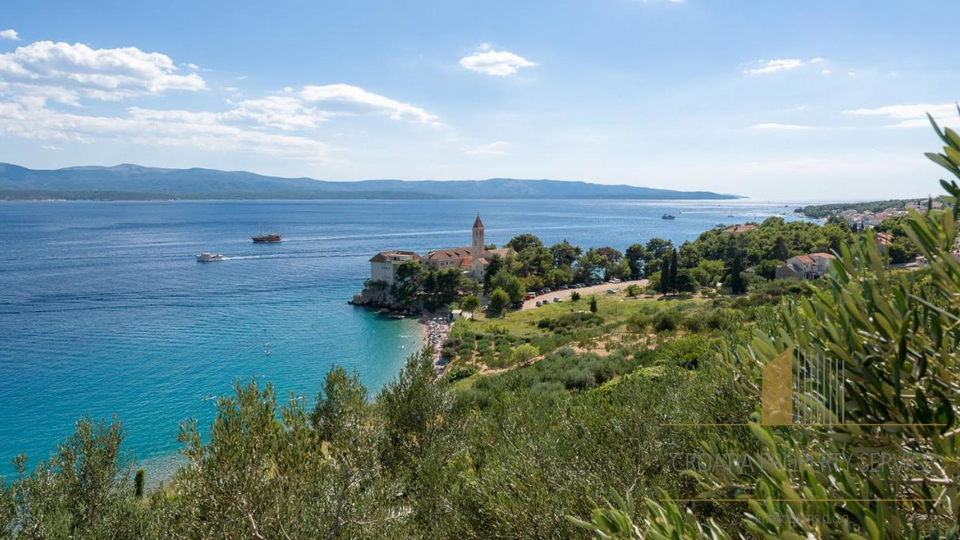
[0,163,742,201]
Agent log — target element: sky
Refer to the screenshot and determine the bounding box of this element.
[1,0,959,200]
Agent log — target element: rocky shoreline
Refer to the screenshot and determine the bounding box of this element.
[348,288,422,317]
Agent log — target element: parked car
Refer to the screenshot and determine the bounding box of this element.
[524,292,536,301]
[609,278,621,284]
[553,296,563,302]
[558,284,569,290]
[511,301,524,309]
[607,288,618,294]
[542,299,550,305]
[535,301,542,307]
[543,287,552,293]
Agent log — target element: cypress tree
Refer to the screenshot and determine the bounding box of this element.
[659,258,671,295]
[731,251,745,294]
[668,249,678,295]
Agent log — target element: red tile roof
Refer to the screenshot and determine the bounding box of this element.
[369,250,422,263]
[722,224,758,234]
[425,247,473,260]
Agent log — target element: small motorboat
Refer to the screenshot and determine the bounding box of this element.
[661,213,676,220]
[197,252,225,262]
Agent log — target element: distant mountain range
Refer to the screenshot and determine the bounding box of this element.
[0,163,742,201]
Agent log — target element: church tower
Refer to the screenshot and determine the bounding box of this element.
[471,214,484,280]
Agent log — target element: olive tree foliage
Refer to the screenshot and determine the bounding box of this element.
[166,374,397,539]
[576,114,960,539]
[0,419,147,540]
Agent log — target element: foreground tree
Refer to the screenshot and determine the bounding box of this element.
[576,111,960,540]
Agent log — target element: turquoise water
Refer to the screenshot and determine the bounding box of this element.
[0,199,811,477]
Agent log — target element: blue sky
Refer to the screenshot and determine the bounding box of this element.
[1,0,958,199]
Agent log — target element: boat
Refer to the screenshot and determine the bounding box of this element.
[661,213,676,220]
[252,232,282,243]
[252,223,282,243]
[196,252,225,262]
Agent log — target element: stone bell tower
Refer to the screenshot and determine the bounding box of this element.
[471,214,484,279]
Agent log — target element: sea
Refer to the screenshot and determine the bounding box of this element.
[0,198,814,479]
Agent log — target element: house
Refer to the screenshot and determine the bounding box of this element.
[721,224,758,234]
[368,250,422,286]
[874,232,893,248]
[775,252,836,280]
[368,215,512,285]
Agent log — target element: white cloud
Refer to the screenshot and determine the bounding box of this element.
[743,57,824,75]
[300,84,439,125]
[459,45,536,76]
[821,69,831,75]
[465,141,510,155]
[0,39,439,164]
[225,95,336,130]
[750,123,813,131]
[0,40,205,103]
[0,98,339,162]
[0,29,19,41]
[843,103,958,129]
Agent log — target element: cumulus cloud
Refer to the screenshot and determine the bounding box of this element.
[0,38,440,163]
[300,84,439,125]
[459,45,536,76]
[743,57,824,75]
[0,29,19,41]
[224,95,336,131]
[0,40,205,104]
[843,103,958,128]
[0,98,338,162]
[750,123,813,131]
[465,141,510,155]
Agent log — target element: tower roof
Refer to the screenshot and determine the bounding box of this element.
[473,214,484,229]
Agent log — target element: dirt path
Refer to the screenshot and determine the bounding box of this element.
[520,279,649,310]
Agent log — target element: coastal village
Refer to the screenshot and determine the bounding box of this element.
[352,215,512,373]
[351,207,960,376]
[835,199,944,229]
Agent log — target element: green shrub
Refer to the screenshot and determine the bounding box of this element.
[652,310,681,332]
[446,365,478,383]
[652,334,718,369]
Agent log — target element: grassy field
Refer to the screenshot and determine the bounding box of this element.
[444,290,713,373]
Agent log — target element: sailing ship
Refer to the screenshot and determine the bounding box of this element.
[252,223,282,243]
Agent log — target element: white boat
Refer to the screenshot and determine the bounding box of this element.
[196,252,225,262]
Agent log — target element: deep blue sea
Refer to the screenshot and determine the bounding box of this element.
[0,198,812,479]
